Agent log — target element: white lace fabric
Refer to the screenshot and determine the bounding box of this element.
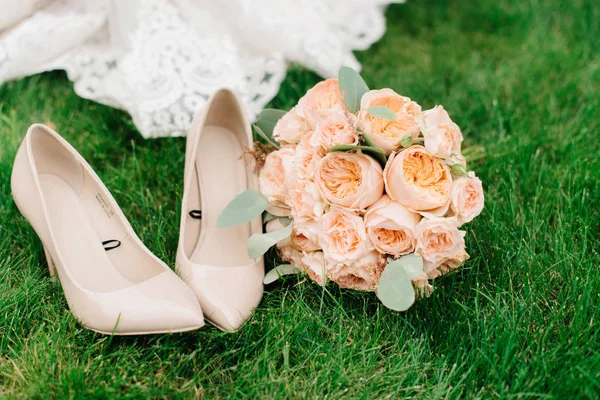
[0,0,403,138]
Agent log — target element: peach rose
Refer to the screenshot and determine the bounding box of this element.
[301,251,327,285]
[419,106,463,159]
[259,147,298,215]
[273,107,310,145]
[425,246,469,279]
[297,78,346,121]
[384,146,452,217]
[291,219,321,252]
[364,195,421,257]
[415,217,465,265]
[309,111,359,150]
[315,151,384,211]
[318,206,371,263]
[287,180,325,221]
[295,147,322,180]
[450,172,484,226]
[326,251,385,291]
[296,130,319,152]
[357,89,422,153]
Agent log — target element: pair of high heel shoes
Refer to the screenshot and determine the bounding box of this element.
[11,89,264,334]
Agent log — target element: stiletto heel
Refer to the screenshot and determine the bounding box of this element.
[12,124,204,335]
[42,246,56,279]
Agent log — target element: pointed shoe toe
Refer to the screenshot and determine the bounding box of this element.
[184,262,263,332]
[176,89,265,332]
[80,271,205,335]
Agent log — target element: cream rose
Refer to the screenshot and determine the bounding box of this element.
[318,206,371,263]
[287,180,325,221]
[364,195,421,257]
[425,246,469,279]
[297,130,318,152]
[415,217,465,265]
[295,147,322,180]
[450,172,484,226]
[259,147,298,215]
[384,145,452,217]
[273,107,310,145]
[326,251,385,291]
[420,106,463,159]
[309,111,359,150]
[291,219,321,252]
[297,78,346,121]
[301,251,327,285]
[315,152,384,210]
[357,89,422,153]
[266,218,320,256]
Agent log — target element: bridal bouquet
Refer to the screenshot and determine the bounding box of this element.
[218,67,484,311]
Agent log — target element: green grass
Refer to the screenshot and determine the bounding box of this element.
[1,0,599,398]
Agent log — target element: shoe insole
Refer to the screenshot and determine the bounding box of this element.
[189,126,252,267]
[40,174,134,292]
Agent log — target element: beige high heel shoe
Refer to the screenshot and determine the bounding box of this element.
[176,89,264,332]
[11,124,205,335]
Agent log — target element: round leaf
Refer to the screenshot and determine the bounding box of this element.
[327,144,387,166]
[256,109,286,137]
[253,124,279,148]
[217,189,269,228]
[327,144,385,155]
[367,106,397,121]
[338,66,369,113]
[247,222,293,259]
[262,211,277,224]
[398,253,424,280]
[263,264,301,285]
[377,259,416,312]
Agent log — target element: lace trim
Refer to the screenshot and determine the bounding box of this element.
[0,0,404,138]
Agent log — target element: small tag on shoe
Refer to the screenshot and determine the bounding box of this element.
[189,210,202,219]
[102,240,121,251]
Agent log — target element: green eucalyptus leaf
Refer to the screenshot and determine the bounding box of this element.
[328,144,385,155]
[253,124,280,148]
[217,189,269,228]
[338,66,369,113]
[262,212,277,224]
[396,253,424,280]
[376,257,417,312]
[328,144,388,167]
[279,217,292,227]
[361,132,389,164]
[263,264,301,285]
[362,132,378,148]
[256,109,286,137]
[367,106,397,121]
[247,222,293,259]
